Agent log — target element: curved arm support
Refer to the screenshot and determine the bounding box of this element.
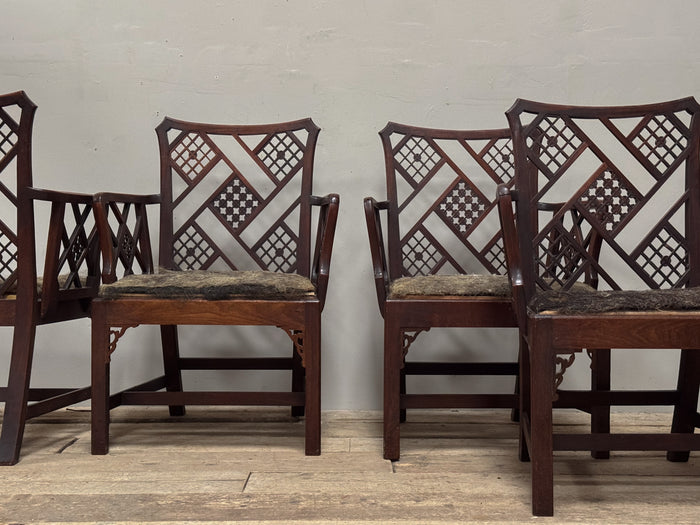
[497,184,528,335]
[363,197,390,317]
[310,193,340,310]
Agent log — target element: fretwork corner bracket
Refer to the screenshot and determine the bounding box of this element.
[106,324,139,363]
[553,350,580,400]
[280,327,305,367]
[400,328,430,369]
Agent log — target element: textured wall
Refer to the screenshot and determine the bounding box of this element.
[1,0,699,409]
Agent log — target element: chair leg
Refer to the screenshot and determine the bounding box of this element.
[590,348,611,460]
[667,348,700,462]
[511,368,520,423]
[0,319,37,465]
[291,342,305,418]
[160,325,185,417]
[530,325,554,517]
[383,316,401,461]
[399,368,407,423]
[303,304,321,456]
[91,306,111,455]
[518,336,530,462]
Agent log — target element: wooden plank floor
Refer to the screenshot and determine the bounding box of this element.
[0,407,698,523]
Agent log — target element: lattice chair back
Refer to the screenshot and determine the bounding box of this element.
[0,92,36,297]
[380,123,514,280]
[507,98,700,299]
[156,118,319,277]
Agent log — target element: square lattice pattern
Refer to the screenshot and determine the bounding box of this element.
[254,224,297,273]
[396,137,442,185]
[0,121,16,157]
[631,115,688,176]
[257,133,303,182]
[171,133,217,181]
[173,225,215,270]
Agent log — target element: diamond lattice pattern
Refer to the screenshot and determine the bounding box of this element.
[171,133,217,181]
[257,133,303,182]
[396,137,442,185]
[631,115,688,176]
[173,226,215,270]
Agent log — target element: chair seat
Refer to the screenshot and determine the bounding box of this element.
[388,274,511,298]
[99,269,316,300]
[530,286,700,314]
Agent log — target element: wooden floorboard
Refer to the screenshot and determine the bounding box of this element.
[0,407,698,523]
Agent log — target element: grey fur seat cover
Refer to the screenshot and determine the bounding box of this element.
[388,274,510,298]
[99,269,316,300]
[530,286,700,314]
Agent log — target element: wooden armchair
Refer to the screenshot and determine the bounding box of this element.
[499,97,700,515]
[90,117,338,455]
[0,91,99,464]
[365,123,520,461]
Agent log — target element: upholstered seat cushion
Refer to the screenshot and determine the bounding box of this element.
[388,274,511,298]
[530,286,700,314]
[99,269,316,300]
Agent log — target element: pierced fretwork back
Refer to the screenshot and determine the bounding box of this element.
[157,118,319,276]
[507,98,700,296]
[0,93,34,296]
[380,123,515,280]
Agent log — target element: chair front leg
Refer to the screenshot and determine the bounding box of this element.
[303,303,321,456]
[0,318,37,465]
[529,320,555,516]
[667,348,700,462]
[383,315,401,461]
[91,304,111,455]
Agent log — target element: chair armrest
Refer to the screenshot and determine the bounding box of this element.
[496,184,528,334]
[25,187,100,317]
[363,197,390,316]
[92,192,160,284]
[310,193,340,309]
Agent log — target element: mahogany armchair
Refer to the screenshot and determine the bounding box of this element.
[499,97,700,515]
[365,122,520,461]
[0,91,99,464]
[91,117,338,456]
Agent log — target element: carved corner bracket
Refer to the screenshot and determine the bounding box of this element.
[280,327,305,367]
[400,328,430,369]
[107,324,139,362]
[553,349,582,399]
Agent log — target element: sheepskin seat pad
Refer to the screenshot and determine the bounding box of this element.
[530,286,700,314]
[99,269,316,300]
[388,274,511,298]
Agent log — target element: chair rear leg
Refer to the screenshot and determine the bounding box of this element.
[399,368,407,423]
[0,320,37,465]
[160,325,185,417]
[590,348,611,460]
[518,336,530,462]
[291,343,305,418]
[667,348,700,462]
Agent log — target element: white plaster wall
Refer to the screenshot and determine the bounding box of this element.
[1,0,699,410]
